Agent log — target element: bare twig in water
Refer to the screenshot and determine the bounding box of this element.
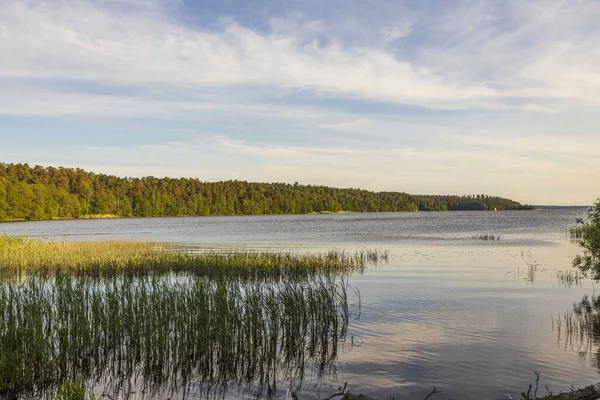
[423,387,442,400]
[324,382,348,400]
[533,371,540,400]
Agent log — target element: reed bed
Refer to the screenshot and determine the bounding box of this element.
[471,234,501,241]
[0,274,352,399]
[0,235,386,280]
[0,235,371,398]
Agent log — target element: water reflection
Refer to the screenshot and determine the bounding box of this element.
[0,275,357,399]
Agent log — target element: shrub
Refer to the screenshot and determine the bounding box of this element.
[573,198,600,278]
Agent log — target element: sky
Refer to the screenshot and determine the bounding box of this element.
[0,0,599,205]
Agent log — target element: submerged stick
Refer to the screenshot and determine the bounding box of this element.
[423,387,441,400]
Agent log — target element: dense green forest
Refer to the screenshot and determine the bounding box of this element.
[0,163,533,221]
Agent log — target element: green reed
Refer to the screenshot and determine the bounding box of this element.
[0,274,353,399]
[51,379,98,400]
[569,225,586,239]
[0,235,386,280]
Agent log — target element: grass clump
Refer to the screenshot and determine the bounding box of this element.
[51,379,98,400]
[0,235,386,280]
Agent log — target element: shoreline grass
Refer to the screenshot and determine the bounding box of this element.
[0,235,387,280]
[80,213,120,219]
[0,234,376,398]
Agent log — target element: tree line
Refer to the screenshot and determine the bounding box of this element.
[0,163,533,221]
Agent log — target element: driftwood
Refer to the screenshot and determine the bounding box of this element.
[336,382,600,400]
[324,382,348,400]
[340,386,440,400]
[341,394,377,400]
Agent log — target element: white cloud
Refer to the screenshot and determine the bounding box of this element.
[0,0,494,109]
[1,0,599,113]
[416,0,600,107]
[0,0,599,204]
[381,24,412,40]
[1,0,598,110]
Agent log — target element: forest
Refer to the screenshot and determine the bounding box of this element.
[0,163,533,221]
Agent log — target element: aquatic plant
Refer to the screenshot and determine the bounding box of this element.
[553,295,600,363]
[471,234,501,241]
[358,248,390,264]
[0,274,353,399]
[515,250,540,283]
[0,235,385,280]
[556,270,583,287]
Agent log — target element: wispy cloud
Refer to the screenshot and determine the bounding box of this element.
[2,0,599,113]
[0,0,598,204]
[0,0,495,110]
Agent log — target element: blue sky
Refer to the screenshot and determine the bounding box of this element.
[1,0,599,205]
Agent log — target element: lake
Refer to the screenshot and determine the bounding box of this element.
[0,208,596,399]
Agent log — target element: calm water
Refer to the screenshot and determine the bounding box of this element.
[1,209,596,399]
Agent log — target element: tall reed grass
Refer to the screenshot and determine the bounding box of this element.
[0,274,353,399]
[0,235,375,398]
[0,235,386,280]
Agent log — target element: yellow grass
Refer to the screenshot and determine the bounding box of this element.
[0,234,384,279]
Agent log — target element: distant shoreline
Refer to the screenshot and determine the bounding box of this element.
[0,207,562,224]
[533,205,590,209]
[0,163,534,221]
